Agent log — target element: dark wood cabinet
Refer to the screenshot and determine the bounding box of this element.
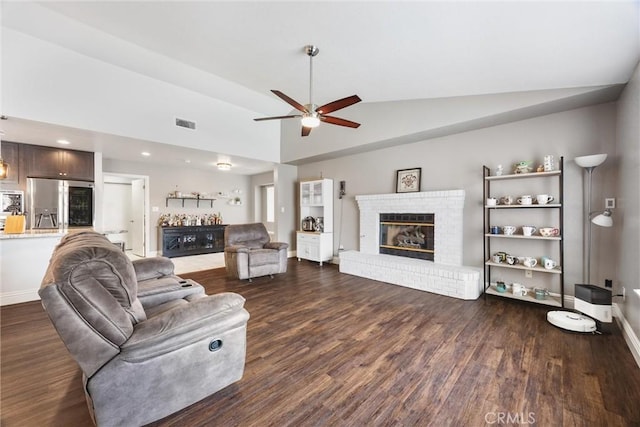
[0,141,20,183]
[160,225,227,258]
[24,145,94,181]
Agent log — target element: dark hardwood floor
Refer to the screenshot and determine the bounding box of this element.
[2,259,640,426]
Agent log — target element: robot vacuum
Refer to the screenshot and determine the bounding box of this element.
[547,310,597,333]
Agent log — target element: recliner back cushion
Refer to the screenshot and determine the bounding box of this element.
[41,231,146,332]
[225,223,270,249]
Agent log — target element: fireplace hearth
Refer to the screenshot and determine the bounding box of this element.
[379,213,434,261]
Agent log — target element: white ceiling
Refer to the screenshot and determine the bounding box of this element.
[1,1,639,173]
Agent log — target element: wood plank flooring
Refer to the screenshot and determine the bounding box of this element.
[2,259,640,426]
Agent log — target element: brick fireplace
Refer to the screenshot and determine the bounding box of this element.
[339,190,482,300]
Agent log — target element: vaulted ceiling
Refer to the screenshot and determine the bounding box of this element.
[1,1,638,173]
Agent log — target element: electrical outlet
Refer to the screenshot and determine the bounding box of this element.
[622,287,626,301]
[606,198,616,209]
[525,269,533,278]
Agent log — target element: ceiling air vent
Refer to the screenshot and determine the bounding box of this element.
[175,118,196,130]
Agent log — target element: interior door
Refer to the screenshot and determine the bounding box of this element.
[131,178,146,257]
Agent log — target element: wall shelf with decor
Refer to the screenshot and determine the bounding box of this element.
[165,197,216,208]
[482,157,564,307]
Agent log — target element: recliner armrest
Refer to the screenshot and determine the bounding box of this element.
[264,242,288,250]
[121,293,249,362]
[132,257,175,281]
[225,245,250,254]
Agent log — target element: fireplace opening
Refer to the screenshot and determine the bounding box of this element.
[379,213,434,261]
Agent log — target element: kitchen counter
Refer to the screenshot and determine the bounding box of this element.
[0,227,94,240]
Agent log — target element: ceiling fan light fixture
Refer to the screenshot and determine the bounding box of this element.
[301,114,320,128]
[217,162,232,171]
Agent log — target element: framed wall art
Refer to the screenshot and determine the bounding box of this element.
[396,168,421,193]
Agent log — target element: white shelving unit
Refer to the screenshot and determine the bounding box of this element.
[482,158,564,307]
[297,178,333,266]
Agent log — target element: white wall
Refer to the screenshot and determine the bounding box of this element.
[2,27,280,162]
[297,103,617,296]
[614,60,640,358]
[103,159,251,254]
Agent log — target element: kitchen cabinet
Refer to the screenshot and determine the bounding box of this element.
[160,225,226,258]
[483,157,564,307]
[297,178,333,265]
[24,145,94,181]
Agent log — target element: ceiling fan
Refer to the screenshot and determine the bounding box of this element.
[254,45,361,137]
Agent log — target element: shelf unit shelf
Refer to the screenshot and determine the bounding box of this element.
[485,170,561,181]
[485,284,563,307]
[483,157,564,307]
[165,197,216,208]
[484,260,562,274]
[484,234,561,241]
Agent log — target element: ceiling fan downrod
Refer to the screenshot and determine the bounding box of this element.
[305,45,319,110]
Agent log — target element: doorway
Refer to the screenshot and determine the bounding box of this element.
[102,173,149,257]
[260,184,275,238]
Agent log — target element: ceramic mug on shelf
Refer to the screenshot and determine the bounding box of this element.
[496,281,507,292]
[512,283,528,297]
[502,225,516,235]
[506,255,519,265]
[490,226,500,234]
[522,225,537,236]
[492,254,502,263]
[486,197,498,207]
[500,195,514,205]
[536,194,555,205]
[517,195,533,205]
[544,258,557,269]
[539,227,560,237]
[522,257,538,268]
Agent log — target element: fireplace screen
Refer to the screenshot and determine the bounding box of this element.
[379,213,434,261]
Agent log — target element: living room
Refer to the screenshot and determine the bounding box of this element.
[1,1,639,425]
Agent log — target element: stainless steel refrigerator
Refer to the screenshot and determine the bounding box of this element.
[27,178,94,229]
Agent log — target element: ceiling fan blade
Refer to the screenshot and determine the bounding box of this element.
[271,90,308,113]
[254,114,301,122]
[321,115,361,128]
[316,95,361,114]
[301,126,312,137]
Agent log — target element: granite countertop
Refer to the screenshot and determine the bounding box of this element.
[0,227,94,240]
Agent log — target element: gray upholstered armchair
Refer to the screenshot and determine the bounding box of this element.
[224,222,289,281]
[39,231,249,427]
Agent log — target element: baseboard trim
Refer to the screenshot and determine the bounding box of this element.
[613,303,640,369]
[1,289,40,306]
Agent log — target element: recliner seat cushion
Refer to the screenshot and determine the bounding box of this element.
[248,248,281,267]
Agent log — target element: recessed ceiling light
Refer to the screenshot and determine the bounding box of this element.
[185,159,191,163]
[141,152,151,156]
[217,162,232,171]
[57,139,70,145]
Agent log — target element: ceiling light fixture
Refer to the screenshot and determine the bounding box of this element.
[217,162,232,171]
[57,139,70,145]
[141,152,151,156]
[300,113,320,128]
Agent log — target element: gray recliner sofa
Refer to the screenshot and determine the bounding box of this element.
[38,231,250,426]
[224,222,289,281]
